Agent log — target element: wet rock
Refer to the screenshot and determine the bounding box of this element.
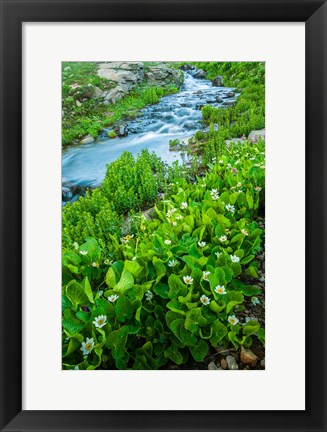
[80,134,94,144]
[216,95,223,103]
[183,121,196,130]
[222,100,235,106]
[226,355,239,370]
[62,187,73,201]
[212,76,224,87]
[208,361,219,370]
[216,346,230,356]
[193,90,203,95]
[180,64,195,71]
[193,69,206,79]
[206,99,217,104]
[240,346,258,365]
[226,91,235,98]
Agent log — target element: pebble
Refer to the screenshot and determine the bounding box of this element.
[260,359,265,368]
[216,346,230,356]
[220,358,227,369]
[240,346,258,365]
[226,355,239,370]
[208,361,218,370]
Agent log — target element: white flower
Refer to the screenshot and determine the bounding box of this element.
[227,163,232,168]
[214,285,227,295]
[98,290,104,297]
[172,221,177,227]
[168,259,178,267]
[175,215,183,220]
[91,262,99,268]
[226,204,235,213]
[198,241,206,248]
[92,315,107,328]
[180,202,188,209]
[219,235,227,242]
[219,160,223,164]
[202,271,210,281]
[230,255,240,263]
[201,183,206,188]
[132,256,137,261]
[80,250,88,255]
[108,294,119,303]
[241,229,248,236]
[183,275,193,285]
[104,259,112,265]
[210,189,219,200]
[80,337,94,355]
[215,251,221,258]
[164,239,172,245]
[250,157,255,160]
[237,182,242,187]
[254,186,262,192]
[200,295,211,306]
[237,190,242,194]
[73,242,79,250]
[145,290,153,301]
[251,296,260,306]
[228,315,239,325]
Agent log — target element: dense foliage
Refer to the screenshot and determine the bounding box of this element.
[62,62,265,370]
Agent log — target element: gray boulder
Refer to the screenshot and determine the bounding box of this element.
[212,76,224,87]
[193,69,206,79]
[145,65,183,87]
[248,129,266,141]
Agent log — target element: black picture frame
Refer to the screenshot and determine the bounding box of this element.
[1,0,326,431]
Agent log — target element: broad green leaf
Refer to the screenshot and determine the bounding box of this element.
[217,214,231,227]
[231,279,261,296]
[79,238,101,261]
[185,308,207,333]
[225,291,244,314]
[81,276,94,304]
[164,344,183,365]
[153,282,169,299]
[114,269,134,293]
[105,267,117,288]
[167,300,186,316]
[189,339,209,361]
[124,260,144,280]
[66,280,89,309]
[243,320,260,336]
[168,274,187,300]
[62,315,84,336]
[115,296,134,322]
[210,320,228,346]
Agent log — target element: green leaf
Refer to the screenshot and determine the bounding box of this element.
[79,238,101,261]
[167,300,186,316]
[164,344,184,365]
[105,267,117,288]
[63,337,80,357]
[231,279,261,296]
[246,190,254,209]
[243,320,260,336]
[115,296,134,322]
[257,327,265,345]
[81,276,94,304]
[65,280,89,309]
[106,326,129,368]
[152,257,166,283]
[185,308,207,333]
[217,214,231,227]
[189,339,209,361]
[241,254,255,265]
[153,282,169,299]
[124,260,144,280]
[62,314,84,336]
[210,320,228,346]
[225,291,244,314]
[168,274,187,300]
[114,269,134,293]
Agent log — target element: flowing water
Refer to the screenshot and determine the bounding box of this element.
[62,71,237,203]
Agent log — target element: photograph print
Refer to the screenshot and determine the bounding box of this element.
[62,61,265,370]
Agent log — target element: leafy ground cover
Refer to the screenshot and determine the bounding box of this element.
[62,62,265,370]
